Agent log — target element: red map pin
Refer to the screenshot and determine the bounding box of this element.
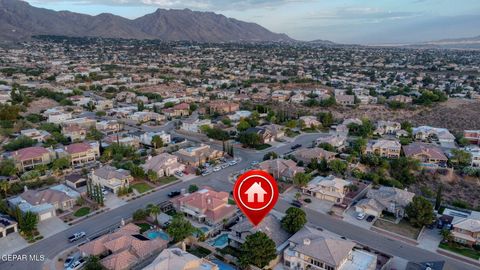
[233,170,279,226]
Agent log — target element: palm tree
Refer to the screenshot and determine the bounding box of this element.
[0,181,9,198]
[20,211,38,236]
[148,205,161,225]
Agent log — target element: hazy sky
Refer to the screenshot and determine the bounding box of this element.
[26,0,480,44]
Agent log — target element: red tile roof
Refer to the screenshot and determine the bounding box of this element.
[65,143,92,154]
[12,147,49,161]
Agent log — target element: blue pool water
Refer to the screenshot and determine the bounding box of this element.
[212,259,236,270]
[211,233,229,248]
[146,230,169,241]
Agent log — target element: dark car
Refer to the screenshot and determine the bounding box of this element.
[167,191,181,198]
[291,200,303,208]
[366,215,375,222]
[291,144,302,150]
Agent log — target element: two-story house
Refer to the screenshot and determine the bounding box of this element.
[64,142,100,166]
[302,175,351,204]
[89,166,133,194]
[142,153,185,177]
[365,140,401,158]
[11,146,55,171]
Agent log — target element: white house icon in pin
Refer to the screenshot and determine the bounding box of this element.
[244,182,268,203]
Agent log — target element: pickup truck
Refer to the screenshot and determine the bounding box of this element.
[68,232,86,242]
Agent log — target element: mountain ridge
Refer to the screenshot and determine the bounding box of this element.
[0,0,293,42]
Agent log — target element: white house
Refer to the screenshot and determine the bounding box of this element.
[245,182,267,203]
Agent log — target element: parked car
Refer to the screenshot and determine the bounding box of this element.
[356,212,366,220]
[167,191,181,198]
[67,257,86,270]
[213,166,221,172]
[201,170,212,176]
[174,171,184,177]
[291,144,302,150]
[64,255,77,269]
[221,163,229,169]
[228,160,238,166]
[68,232,86,242]
[291,200,303,208]
[366,215,375,222]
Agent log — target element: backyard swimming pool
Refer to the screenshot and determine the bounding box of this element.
[146,230,169,241]
[210,233,229,248]
[212,259,236,270]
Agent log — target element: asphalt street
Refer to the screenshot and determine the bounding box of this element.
[1,132,477,270]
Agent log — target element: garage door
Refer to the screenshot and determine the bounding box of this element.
[39,212,52,221]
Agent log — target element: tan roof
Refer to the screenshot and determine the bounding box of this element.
[20,189,73,206]
[403,142,447,161]
[93,165,131,181]
[258,158,304,179]
[288,226,355,267]
[293,148,336,161]
[453,219,480,233]
[100,249,138,270]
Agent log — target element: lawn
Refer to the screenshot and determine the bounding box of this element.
[255,144,271,150]
[439,242,480,260]
[73,207,91,217]
[157,176,178,186]
[131,183,152,193]
[135,223,152,233]
[374,219,421,240]
[187,245,211,258]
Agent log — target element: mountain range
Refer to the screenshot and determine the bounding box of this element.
[0,0,292,42]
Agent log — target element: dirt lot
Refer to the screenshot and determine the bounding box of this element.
[24,98,59,115]
[411,170,480,209]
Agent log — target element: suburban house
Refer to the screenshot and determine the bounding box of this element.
[143,248,219,270]
[403,142,448,168]
[229,214,290,252]
[170,187,236,226]
[104,135,140,148]
[89,166,133,194]
[163,103,190,117]
[293,148,336,164]
[388,95,413,104]
[20,129,51,143]
[63,142,100,166]
[228,110,252,121]
[300,116,321,128]
[95,99,114,111]
[0,214,18,238]
[413,126,455,145]
[11,146,55,171]
[65,173,87,189]
[78,223,168,270]
[316,133,348,149]
[257,158,305,181]
[142,153,185,177]
[62,125,87,142]
[284,226,377,270]
[96,120,121,134]
[464,146,480,167]
[133,131,171,147]
[355,186,415,218]
[464,130,480,145]
[374,121,401,136]
[129,112,165,123]
[47,111,72,124]
[174,144,223,167]
[262,124,286,140]
[8,185,79,221]
[208,101,240,114]
[336,94,355,106]
[441,208,480,246]
[181,118,212,133]
[302,175,351,204]
[365,140,401,158]
[62,117,97,129]
[245,127,274,144]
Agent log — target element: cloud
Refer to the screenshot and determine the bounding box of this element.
[27,0,309,11]
[307,7,421,22]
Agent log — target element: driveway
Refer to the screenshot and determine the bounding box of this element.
[37,217,69,239]
[304,198,334,214]
[0,232,28,255]
[343,207,374,229]
[417,228,442,252]
[104,193,127,209]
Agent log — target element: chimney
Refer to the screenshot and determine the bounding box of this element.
[181,241,186,252]
[24,185,28,192]
[303,238,311,245]
[147,155,152,161]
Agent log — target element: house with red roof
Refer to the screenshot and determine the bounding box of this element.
[63,142,100,166]
[171,186,237,226]
[163,102,190,117]
[11,146,55,171]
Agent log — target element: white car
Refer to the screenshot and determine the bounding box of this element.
[356,212,366,220]
[213,166,221,172]
[66,257,86,270]
[228,160,237,166]
[221,163,229,169]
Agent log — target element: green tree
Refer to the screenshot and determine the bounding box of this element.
[405,196,435,228]
[237,119,251,132]
[3,136,36,151]
[151,135,164,149]
[19,211,38,236]
[166,215,196,242]
[263,151,278,161]
[440,229,453,243]
[293,172,312,187]
[435,185,443,210]
[0,181,9,198]
[0,159,16,176]
[450,149,471,168]
[281,207,307,233]
[328,160,347,175]
[137,101,145,111]
[86,127,104,141]
[188,184,199,193]
[84,256,105,270]
[238,132,261,148]
[52,157,70,172]
[239,232,277,268]
[318,143,335,152]
[147,170,158,182]
[147,204,161,225]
